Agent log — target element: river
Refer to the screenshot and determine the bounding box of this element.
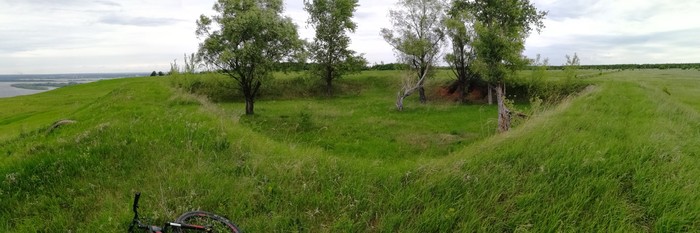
[0,73,147,99]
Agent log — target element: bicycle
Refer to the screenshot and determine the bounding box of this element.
[128,192,241,233]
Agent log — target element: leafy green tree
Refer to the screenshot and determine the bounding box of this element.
[304,0,366,96]
[444,0,477,103]
[382,0,446,111]
[196,0,301,115]
[470,0,546,132]
[150,71,157,77]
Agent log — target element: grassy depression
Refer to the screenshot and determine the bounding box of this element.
[1,69,699,232]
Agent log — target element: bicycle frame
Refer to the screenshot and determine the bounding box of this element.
[128,192,212,233]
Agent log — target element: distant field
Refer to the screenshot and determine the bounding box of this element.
[1,69,699,232]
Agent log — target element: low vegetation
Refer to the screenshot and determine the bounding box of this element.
[10,82,78,91]
[1,69,699,232]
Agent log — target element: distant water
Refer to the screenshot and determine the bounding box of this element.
[0,73,147,98]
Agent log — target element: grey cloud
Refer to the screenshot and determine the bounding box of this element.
[99,15,184,27]
[0,34,95,54]
[538,0,602,20]
[542,0,667,23]
[526,28,700,65]
[7,0,118,6]
[4,0,90,8]
[0,20,97,54]
[566,28,700,50]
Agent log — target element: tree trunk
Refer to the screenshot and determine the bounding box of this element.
[396,92,405,111]
[326,66,333,97]
[488,84,493,105]
[496,83,511,133]
[245,96,255,115]
[326,78,333,97]
[418,86,426,103]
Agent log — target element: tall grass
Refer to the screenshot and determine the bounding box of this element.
[1,69,699,232]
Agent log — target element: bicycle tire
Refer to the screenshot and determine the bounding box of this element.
[175,211,241,233]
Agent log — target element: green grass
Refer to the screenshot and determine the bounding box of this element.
[237,70,499,159]
[1,69,699,232]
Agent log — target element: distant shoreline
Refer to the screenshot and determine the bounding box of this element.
[11,82,77,90]
[0,72,148,82]
[0,82,46,98]
[0,73,147,98]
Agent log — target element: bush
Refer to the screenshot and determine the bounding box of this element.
[506,75,588,104]
[169,71,374,103]
[261,73,327,99]
[169,73,238,102]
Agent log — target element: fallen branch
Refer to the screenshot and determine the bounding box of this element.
[396,63,431,111]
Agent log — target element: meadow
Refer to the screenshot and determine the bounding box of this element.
[1,69,699,232]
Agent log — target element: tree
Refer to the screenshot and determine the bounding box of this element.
[196,0,301,115]
[444,0,478,103]
[470,0,546,132]
[183,53,199,74]
[150,71,157,77]
[381,0,446,111]
[169,59,180,76]
[304,0,366,96]
[563,53,580,80]
[528,54,548,100]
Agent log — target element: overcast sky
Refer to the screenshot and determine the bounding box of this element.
[1,0,699,74]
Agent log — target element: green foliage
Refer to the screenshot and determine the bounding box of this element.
[170,71,368,102]
[369,62,409,70]
[304,0,364,96]
[381,0,446,106]
[196,0,302,114]
[564,53,581,80]
[470,0,546,132]
[170,73,239,102]
[504,59,588,107]
[169,59,180,76]
[237,70,496,159]
[523,54,583,104]
[381,0,445,71]
[528,54,548,92]
[471,0,546,83]
[182,53,199,74]
[296,108,314,132]
[444,0,478,102]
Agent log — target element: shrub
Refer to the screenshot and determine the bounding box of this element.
[169,73,239,102]
[507,75,588,105]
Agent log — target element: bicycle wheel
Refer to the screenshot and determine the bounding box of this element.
[175,211,241,233]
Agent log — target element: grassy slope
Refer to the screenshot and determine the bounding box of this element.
[1,70,699,232]
[431,70,700,231]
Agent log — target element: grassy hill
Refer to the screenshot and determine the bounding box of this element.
[1,69,699,232]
